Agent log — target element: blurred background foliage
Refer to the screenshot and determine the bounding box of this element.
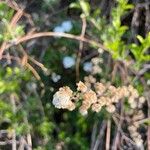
[0,0,150,149]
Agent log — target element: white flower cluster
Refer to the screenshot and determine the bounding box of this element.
[52,80,145,116]
[52,86,75,111]
[52,79,146,147]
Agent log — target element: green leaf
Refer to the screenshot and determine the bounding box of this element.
[112,19,121,28]
[69,2,80,9]
[125,4,134,9]
[92,9,101,18]
[137,35,144,43]
[141,55,150,61]
[0,34,3,41]
[79,1,90,16]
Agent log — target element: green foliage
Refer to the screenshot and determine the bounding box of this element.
[0,2,24,42]
[0,0,149,149]
[100,0,133,59]
[0,100,14,124]
[2,19,24,41]
[38,120,54,137]
[70,0,90,17]
[130,33,150,69]
[79,0,90,17]
[0,67,30,93]
[70,0,149,69]
[0,67,29,126]
[0,3,14,21]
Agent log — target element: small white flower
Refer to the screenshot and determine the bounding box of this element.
[53,26,65,33]
[106,105,116,113]
[79,108,88,116]
[51,73,61,82]
[53,20,72,33]
[139,97,145,104]
[98,48,104,54]
[77,81,87,93]
[147,79,150,85]
[83,62,92,72]
[135,139,143,148]
[63,56,75,69]
[61,20,72,32]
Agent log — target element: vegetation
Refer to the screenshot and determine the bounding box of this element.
[0,0,150,149]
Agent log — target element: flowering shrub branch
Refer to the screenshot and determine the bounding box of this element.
[53,81,145,115]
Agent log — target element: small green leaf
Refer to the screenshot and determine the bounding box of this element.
[137,35,144,43]
[141,55,150,61]
[0,34,3,41]
[125,4,134,9]
[79,1,90,16]
[69,2,80,9]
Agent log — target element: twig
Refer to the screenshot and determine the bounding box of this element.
[0,140,19,145]
[4,0,34,26]
[106,119,111,150]
[0,31,107,59]
[25,62,41,81]
[93,121,107,150]
[111,61,119,82]
[32,87,45,117]
[27,133,32,150]
[2,54,41,81]
[112,116,137,147]
[1,54,45,87]
[23,111,32,150]
[1,54,21,62]
[81,51,98,63]
[134,118,150,125]
[136,64,150,77]
[76,17,87,81]
[10,94,17,150]
[18,137,25,150]
[145,1,150,33]
[28,56,48,73]
[5,52,12,64]
[0,7,23,58]
[17,42,48,74]
[90,121,98,150]
[10,9,23,28]
[131,5,139,44]
[146,92,150,150]
[112,104,123,150]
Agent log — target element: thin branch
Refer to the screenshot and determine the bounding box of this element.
[10,94,17,150]
[2,54,41,80]
[1,54,21,62]
[0,6,23,58]
[4,0,34,26]
[18,137,25,150]
[112,103,124,150]
[134,118,150,125]
[29,56,48,73]
[25,62,41,81]
[27,133,32,150]
[1,54,45,87]
[112,116,137,147]
[145,1,150,33]
[106,119,111,150]
[76,17,87,81]
[93,121,107,150]
[146,93,150,150]
[0,31,107,59]
[10,9,23,28]
[90,121,98,150]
